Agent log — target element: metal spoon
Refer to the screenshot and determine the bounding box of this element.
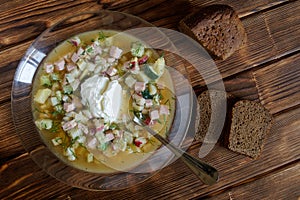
[133,116,219,185]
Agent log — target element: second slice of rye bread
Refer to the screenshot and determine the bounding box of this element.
[228,100,273,159]
[195,90,235,143]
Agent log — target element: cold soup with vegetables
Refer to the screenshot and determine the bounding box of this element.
[32,30,175,173]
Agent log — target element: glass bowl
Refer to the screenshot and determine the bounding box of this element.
[11,10,197,191]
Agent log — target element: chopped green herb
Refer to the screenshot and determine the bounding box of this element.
[50,121,60,133]
[141,88,153,99]
[98,31,108,41]
[109,123,118,130]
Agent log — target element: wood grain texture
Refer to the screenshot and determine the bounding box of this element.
[254,53,300,114]
[187,0,300,87]
[0,101,25,164]
[0,0,300,199]
[1,105,299,199]
[204,162,300,200]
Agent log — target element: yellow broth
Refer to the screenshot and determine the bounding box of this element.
[32,30,175,173]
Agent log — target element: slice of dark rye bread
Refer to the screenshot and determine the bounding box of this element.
[195,90,273,159]
[228,100,273,159]
[179,4,247,60]
[195,90,235,143]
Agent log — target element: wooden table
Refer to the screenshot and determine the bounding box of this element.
[1,0,299,199]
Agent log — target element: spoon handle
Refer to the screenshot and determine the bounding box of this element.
[139,120,219,185]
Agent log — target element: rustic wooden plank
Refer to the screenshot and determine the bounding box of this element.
[102,0,290,19]
[0,0,102,49]
[0,101,25,164]
[2,104,299,199]
[1,0,298,103]
[1,1,299,199]
[204,162,300,200]
[254,53,300,114]
[0,153,70,200]
[75,106,300,199]
[195,69,259,101]
[187,0,300,87]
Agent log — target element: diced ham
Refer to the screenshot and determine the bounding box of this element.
[160,105,170,115]
[109,46,122,59]
[72,95,82,108]
[96,125,105,132]
[134,82,146,92]
[71,52,79,63]
[150,109,160,120]
[93,45,102,55]
[77,47,84,56]
[82,110,93,119]
[145,99,153,108]
[123,61,130,70]
[64,102,76,112]
[106,67,117,76]
[55,59,65,71]
[62,119,77,131]
[104,133,115,142]
[44,64,54,73]
[87,137,97,149]
[133,94,145,106]
[107,57,115,63]
[78,123,89,134]
[89,128,96,136]
[66,63,76,72]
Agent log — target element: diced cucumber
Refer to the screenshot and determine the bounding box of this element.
[123,131,133,144]
[56,90,62,101]
[40,75,52,87]
[65,73,75,83]
[50,96,59,106]
[63,85,73,94]
[35,119,53,130]
[136,71,151,82]
[51,73,60,81]
[143,64,159,80]
[34,88,52,104]
[131,41,145,57]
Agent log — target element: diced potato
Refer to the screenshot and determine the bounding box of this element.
[87,153,94,163]
[35,119,53,130]
[51,137,62,146]
[76,59,87,71]
[148,84,157,95]
[34,88,52,104]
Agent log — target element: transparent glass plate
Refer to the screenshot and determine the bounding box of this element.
[11,10,197,191]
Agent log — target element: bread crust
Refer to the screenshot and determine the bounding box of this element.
[228,100,273,159]
[179,4,247,60]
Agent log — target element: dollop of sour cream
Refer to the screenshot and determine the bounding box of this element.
[80,75,122,122]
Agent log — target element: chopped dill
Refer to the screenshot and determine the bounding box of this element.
[98,31,108,41]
